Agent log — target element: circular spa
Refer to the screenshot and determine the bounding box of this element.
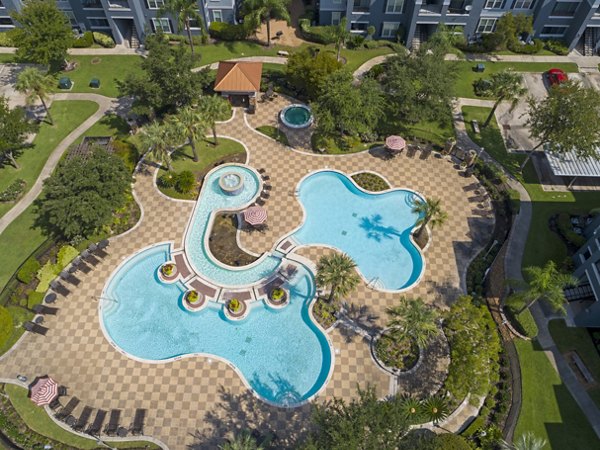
[219,172,244,196]
[280,104,313,129]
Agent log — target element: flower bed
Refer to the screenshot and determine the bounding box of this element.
[312,298,338,329]
[351,172,390,192]
[373,331,420,372]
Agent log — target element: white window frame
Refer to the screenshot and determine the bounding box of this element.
[88,16,111,28]
[152,17,172,33]
[512,0,534,9]
[0,0,5,8]
[477,18,497,33]
[540,25,567,37]
[484,0,504,9]
[331,11,342,25]
[385,0,404,14]
[0,15,13,28]
[147,0,165,10]
[81,0,103,10]
[381,22,399,38]
[189,16,202,29]
[350,21,369,33]
[212,10,223,23]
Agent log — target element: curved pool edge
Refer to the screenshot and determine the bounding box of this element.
[98,242,336,409]
[280,104,314,130]
[278,168,428,294]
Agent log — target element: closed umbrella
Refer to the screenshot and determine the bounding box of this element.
[30,376,58,406]
[243,206,268,226]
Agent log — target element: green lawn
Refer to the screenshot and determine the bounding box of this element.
[549,319,600,408]
[256,125,289,146]
[0,306,33,356]
[5,384,160,449]
[54,55,143,98]
[453,61,579,99]
[403,117,456,148]
[157,138,246,200]
[515,339,597,449]
[0,100,99,219]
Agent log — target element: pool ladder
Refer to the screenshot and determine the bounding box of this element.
[367,277,384,290]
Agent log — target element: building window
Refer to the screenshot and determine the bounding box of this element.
[513,0,534,8]
[386,0,404,14]
[484,0,504,9]
[332,0,343,4]
[212,10,223,22]
[477,18,496,33]
[583,249,592,260]
[350,22,369,32]
[147,0,165,9]
[353,0,370,13]
[82,0,103,8]
[381,22,399,38]
[0,16,12,26]
[64,10,78,26]
[331,11,342,25]
[89,18,110,27]
[152,17,172,33]
[550,1,579,16]
[541,26,567,35]
[0,1,4,8]
[189,18,201,29]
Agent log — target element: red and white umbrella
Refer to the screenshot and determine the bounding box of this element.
[385,135,406,152]
[30,376,58,406]
[243,206,268,226]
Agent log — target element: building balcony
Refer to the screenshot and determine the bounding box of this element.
[419,3,443,14]
[108,0,131,9]
[82,0,103,9]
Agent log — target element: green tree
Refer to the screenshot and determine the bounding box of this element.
[412,197,447,239]
[9,0,73,70]
[399,432,473,450]
[315,253,360,303]
[35,148,130,239]
[501,432,547,450]
[241,0,291,46]
[523,81,600,168]
[332,17,350,62]
[481,69,526,128]
[219,431,263,450]
[285,47,342,100]
[312,70,384,137]
[494,12,533,51]
[197,95,230,144]
[422,23,465,55]
[444,296,501,400]
[508,260,577,315]
[159,0,204,55]
[386,297,440,348]
[0,96,38,168]
[169,106,207,162]
[15,67,56,124]
[302,386,409,450]
[140,121,177,171]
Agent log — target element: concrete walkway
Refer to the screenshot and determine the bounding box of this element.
[0,46,145,56]
[192,55,288,72]
[0,93,128,235]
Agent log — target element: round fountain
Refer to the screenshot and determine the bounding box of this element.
[219,172,244,196]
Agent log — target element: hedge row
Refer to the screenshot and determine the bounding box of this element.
[298,19,336,45]
[208,22,249,41]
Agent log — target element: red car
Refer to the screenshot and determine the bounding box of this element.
[545,68,568,86]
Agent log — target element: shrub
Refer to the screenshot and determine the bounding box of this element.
[557,213,586,247]
[112,139,139,173]
[270,288,285,301]
[0,306,12,349]
[208,22,249,41]
[57,245,78,268]
[346,34,365,49]
[187,290,199,302]
[228,298,241,312]
[161,263,175,276]
[92,31,116,48]
[175,170,195,193]
[72,31,94,48]
[509,38,543,54]
[298,18,336,45]
[0,32,14,47]
[17,258,41,284]
[505,304,539,337]
[544,39,569,55]
[158,172,177,188]
[473,78,492,97]
[0,179,26,202]
[35,261,60,293]
[27,291,44,309]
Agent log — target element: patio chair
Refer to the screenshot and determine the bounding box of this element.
[261,174,271,181]
[58,385,68,396]
[256,198,266,206]
[56,397,80,420]
[98,239,110,250]
[49,398,62,411]
[261,191,270,199]
[263,183,272,191]
[257,168,266,174]
[81,250,100,267]
[50,281,71,297]
[32,304,58,315]
[130,409,146,435]
[23,321,48,335]
[86,409,107,436]
[73,406,93,431]
[104,409,121,436]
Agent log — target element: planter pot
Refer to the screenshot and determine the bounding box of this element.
[265,287,289,309]
[183,290,206,312]
[224,299,248,321]
[157,261,178,283]
[370,328,422,376]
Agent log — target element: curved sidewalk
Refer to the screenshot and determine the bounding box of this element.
[0,93,128,235]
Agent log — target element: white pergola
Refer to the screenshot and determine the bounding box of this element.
[545,148,600,188]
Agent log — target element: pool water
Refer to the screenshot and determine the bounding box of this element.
[222,173,241,188]
[102,244,332,406]
[292,171,424,291]
[284,106,311,126]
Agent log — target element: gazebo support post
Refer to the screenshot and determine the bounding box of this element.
[567,176,578,189]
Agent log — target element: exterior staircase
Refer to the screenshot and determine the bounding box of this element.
[129,22,140,49]
[584,28,594,56]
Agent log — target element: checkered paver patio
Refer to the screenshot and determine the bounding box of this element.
[0,101,493,449]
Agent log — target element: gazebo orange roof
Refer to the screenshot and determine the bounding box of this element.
[213,61,263,93]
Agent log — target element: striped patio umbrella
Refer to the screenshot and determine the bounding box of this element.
[385,135,406,152]
[30,376,58,406]
[243,206,268,226]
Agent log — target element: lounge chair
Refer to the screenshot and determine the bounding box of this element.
[73,406,93,431]
[130,409,146,435]
[86,409,107,436]
[98,239,110,250]
[23,321,48,335]
[263,184,272,191]
[56,397,80,420]
[49,281,70,296]
[81,250,100,267]
[104,409,121,436]
[256,198,266,206]
[261,191,270,199]
[33,304,58,315]
[49,398,62,410]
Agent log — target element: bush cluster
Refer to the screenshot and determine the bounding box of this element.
[544,39,569,55]
[504,304,539,337]
[93,31,116,48]
[72,31,94,48]
[557,212,586,247]
[0,32,14,47]
[208,22,249,41]
[0,179,26,202]
[509,38,543,54]
[16,258,41,284]
[158,170,196,193]
[297,19,336,45]
[167,33,206,46]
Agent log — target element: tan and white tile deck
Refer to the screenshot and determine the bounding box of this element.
[0,101,493,449]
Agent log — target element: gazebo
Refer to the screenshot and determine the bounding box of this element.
[545,147,600,189]
[214,61,263,113]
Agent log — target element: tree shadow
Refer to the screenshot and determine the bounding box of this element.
[359,214,401,242]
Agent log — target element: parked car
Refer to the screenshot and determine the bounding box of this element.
[545,68,568,87]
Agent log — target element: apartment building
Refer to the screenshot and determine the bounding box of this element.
[0,0,236,47]
[317,0,600,54]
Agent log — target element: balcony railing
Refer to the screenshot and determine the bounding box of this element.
[419,3,443,14]
[82,0,103,8]
[108,0,131,9]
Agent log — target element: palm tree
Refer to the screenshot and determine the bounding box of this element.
[197,95,230,145]
[241,0,291,46]
[159,0,204,55]
[501,432,547,450]
[15,68,55,124]
[169,106,207,162]
[333,17,350,62]
[219,431,263,450]
[482,69,526,128]
[397,394,423,424]
[386,297,439,348]
[412,197,447,239]
[140,121,176,171]
[315,253,360,303]
[421,395,449,425]
[508,260,577,315]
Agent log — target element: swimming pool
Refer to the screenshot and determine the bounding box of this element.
[291,171,425,291]
[101,244,333,406]
[280,104,313,129]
